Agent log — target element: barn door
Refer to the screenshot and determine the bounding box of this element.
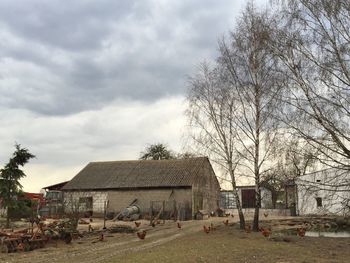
[193,192,203,212]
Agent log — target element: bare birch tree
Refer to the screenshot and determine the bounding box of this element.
[187,62,246,229]
[218,5,284,231]
[271,0,350,169]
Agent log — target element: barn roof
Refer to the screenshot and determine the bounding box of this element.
[62,157,216,190]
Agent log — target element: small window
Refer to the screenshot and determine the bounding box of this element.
[316,179,321,183]
[316,197,322,207]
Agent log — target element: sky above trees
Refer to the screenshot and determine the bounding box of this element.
[0,0,269,192]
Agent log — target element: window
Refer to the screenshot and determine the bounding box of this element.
[316,179,321,183]
[316,197,322,207]
[79,197,93,210]
[220,192,235,209]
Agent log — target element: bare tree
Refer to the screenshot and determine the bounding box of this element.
[187,62,246,229]
[262,137,317,208]
[218,5,284,231]
[271,0,350,169]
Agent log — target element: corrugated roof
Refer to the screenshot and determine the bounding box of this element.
[62,157,215,190]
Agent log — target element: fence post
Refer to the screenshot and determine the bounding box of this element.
[150,201,153,225]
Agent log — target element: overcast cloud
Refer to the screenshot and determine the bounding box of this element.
[0,0,267,192]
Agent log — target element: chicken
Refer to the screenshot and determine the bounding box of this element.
[137,230,147,240]
[231,214,235,218]
[16,242,25,252]
[223,219,229,226]
[263,212,269,218]
[88,224,94,232]
[260,227,272,238]
[297,227,306,237]
[99,233,104,242]
[245,225,251,233]
[134,221,141,227]
[151,222,156,228]
[89,217,93,223]
[156,219,161,225]
[203,225,210,234]
[177,222,182,229]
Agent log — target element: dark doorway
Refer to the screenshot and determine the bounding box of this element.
[241,189,256,208]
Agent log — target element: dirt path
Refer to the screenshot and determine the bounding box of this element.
[1,218,228,263]
[3,216,347,263]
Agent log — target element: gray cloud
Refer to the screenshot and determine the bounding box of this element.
[0,0,259,116]
[0,0,269,191]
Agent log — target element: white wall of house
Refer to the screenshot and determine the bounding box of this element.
[297,169,350,216]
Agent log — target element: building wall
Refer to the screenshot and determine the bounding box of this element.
[220,187,273,210]
[107,188,192,214]
[63,188,192,216]
[192,162,220,216]
[297,170,350,216]
[63,191,108,214]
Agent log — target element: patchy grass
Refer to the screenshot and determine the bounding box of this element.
[114,224,350,263]
[1,217,349,263]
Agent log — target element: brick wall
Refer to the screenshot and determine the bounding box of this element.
[63,191,108,214]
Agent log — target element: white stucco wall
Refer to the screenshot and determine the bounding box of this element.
[297,169,350,216]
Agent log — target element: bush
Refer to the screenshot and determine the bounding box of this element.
[8,199,34,219]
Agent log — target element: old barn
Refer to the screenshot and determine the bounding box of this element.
[62,157,220,220]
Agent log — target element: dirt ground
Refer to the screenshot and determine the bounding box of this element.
[1,216,350,263]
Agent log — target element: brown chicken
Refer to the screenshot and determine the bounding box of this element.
[151,222,156,227]
[245,225,252,233]
[16,242,25,252]
[203,225,210,234]
[260,227,272,238]
[137,230,147,240]
[297,228,306,237]
[156,219,161,225]
[134,221,141,227]
[263,212,269,218]
[223,219,229,226]
[177,222,182,229]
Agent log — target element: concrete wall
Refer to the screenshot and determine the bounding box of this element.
[63,188,192,216]
[297,169,350,216]
[107,188,192,214]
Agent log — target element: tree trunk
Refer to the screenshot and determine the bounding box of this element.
[229,164,245,229]
[6,206,10,228]
[253,82,261,232]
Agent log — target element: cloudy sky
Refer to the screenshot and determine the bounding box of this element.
[0,0,268,192]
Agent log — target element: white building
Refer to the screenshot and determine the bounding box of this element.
[297,168,350,216]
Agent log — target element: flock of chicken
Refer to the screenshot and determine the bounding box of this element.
[134,212,307,240]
